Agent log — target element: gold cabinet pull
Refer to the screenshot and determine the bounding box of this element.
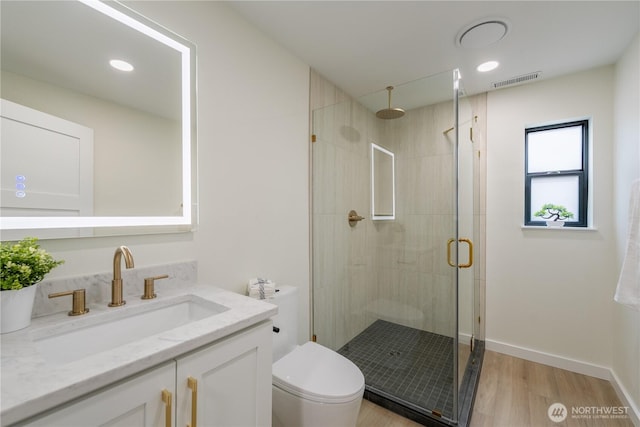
[447,238,473,268]
[187,376,197,427]
[161,389,172,427]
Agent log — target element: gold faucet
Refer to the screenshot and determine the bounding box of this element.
[109,246,134,307]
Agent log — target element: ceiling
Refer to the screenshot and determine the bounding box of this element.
[1,1,182,120]
[2,1,637,117]
[228,1,640,105]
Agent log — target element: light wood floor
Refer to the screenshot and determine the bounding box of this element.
[356,350,633,427]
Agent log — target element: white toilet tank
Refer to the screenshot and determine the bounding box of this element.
[271,286,299,362]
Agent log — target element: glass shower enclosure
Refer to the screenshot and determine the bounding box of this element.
[311,69,481,426]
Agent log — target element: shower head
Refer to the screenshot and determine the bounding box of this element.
[376,86,405,120]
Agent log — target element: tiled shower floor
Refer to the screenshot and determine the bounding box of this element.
[338,320,455,418]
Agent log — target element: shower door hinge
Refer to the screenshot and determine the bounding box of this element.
[470,127,474,142]
[311,134,317,143]
[478,316,481,324]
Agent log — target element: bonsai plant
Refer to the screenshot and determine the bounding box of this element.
[1,237,64,291]
[1,237,64,333]
[534,203,574,225]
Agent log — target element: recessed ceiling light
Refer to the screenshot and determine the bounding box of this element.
[477,61,499,72]
[109,59,134,72]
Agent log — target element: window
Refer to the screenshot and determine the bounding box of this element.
[525,120,589,227]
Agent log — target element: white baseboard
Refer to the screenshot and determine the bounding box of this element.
[610,369,640,427]
[485,339,610,379]
[486,339,639,426]
[458,332,472,345]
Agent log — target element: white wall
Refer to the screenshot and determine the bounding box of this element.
[33,2,311,340]
[613,32,640,419]
[486,66,617,374]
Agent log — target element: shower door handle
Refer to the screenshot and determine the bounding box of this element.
[447,238,456,267]
[458,238,473,268]
[447,238,473,268]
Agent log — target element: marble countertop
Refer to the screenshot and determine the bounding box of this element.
[0,285,277,425]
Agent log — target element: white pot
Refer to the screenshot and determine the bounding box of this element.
[546,220,565,227]
[1,284,37,334]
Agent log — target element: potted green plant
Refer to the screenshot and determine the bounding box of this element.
[534,203,574,227]
[0,237,64,333]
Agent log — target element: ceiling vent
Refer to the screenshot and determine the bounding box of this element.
[491,71,542,89]
[457,20,509,49]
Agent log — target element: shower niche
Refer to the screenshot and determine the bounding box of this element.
[311,69,483,426]
[371,143,395,220]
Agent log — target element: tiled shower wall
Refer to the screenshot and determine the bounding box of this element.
[310,70,486,351]
[377,102,457,339]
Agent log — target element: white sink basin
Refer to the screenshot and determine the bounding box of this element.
[34,294,228,364]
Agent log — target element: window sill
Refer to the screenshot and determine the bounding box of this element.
[521,225,598,231]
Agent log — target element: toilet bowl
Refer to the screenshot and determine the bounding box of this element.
[270,286,364,427]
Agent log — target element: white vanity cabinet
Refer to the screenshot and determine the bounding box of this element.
[176,320,273,426]
[17,322,272,427]
[19,362,176,427]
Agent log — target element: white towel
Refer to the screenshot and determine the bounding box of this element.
[614,179,640,311]
[247,278,276,300]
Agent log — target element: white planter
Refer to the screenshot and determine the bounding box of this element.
[546,220,565,227]
[1,284,37,334]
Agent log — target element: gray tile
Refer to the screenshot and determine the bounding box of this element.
[338,320,455,417]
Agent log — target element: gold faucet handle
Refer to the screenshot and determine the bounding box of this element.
[49,289,90,316]
[142,275,169,300]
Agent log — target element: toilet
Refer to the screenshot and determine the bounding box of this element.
[270,286,365,427]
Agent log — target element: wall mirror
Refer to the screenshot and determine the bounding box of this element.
[371,143,395,220]
[0,0,197,240]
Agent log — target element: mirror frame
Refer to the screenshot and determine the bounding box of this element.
[1,0,197,237]
[370,142,395,220]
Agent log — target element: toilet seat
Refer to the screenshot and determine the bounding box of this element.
[272,341,365,404]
